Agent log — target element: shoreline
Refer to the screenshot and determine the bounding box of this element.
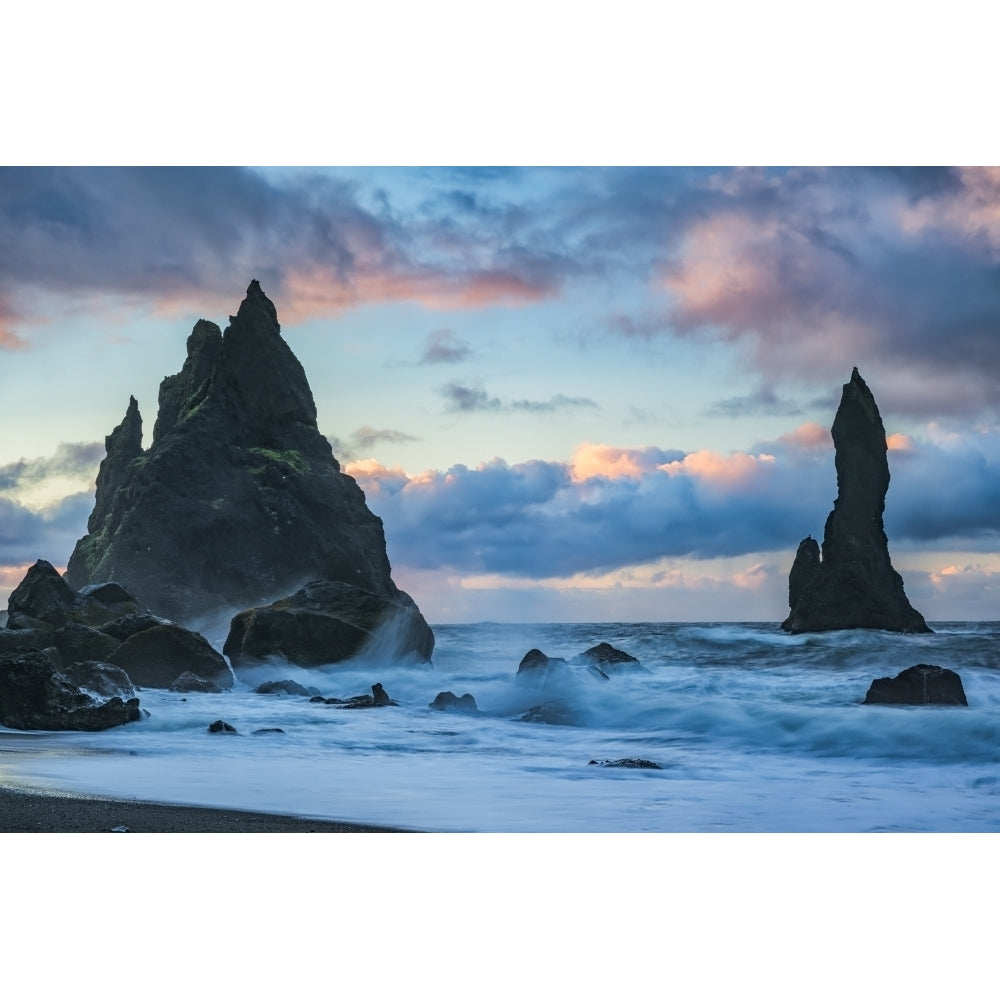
[0,784,412,833]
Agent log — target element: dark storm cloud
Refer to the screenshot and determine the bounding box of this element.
[439,382,599,415]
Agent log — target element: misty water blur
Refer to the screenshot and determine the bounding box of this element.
[3,620,1000,831]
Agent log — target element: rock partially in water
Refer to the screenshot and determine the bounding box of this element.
[337,682,399,709]
[517,649,567,675]
[109,623,232,690]
[520,702,576,726]
[254,679,321,697]
[588,758,663,770]
[208,719,238,734]
[429,691,479,713]
[863,664,968,706]
[0,649,141,731]
[225,579,433,668]
[62,660,136,700]
[571,642,640,673]
[170,671,224,694]
[781,369,931,634]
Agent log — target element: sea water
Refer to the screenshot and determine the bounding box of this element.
[3,621,1000,832]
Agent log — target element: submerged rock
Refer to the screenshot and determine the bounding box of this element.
[0,649,141,731]
[225,579,433,668]
[65,280,433,667]
[782,369,931,634]
[520,702,576,726]
[863,664,968,706]
[428,691,479,713]
[588,758,663,770]
[254,679,321,697]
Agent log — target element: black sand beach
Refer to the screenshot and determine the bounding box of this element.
[0,785,408,832]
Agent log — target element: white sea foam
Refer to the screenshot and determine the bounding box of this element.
[3,622,1000,831]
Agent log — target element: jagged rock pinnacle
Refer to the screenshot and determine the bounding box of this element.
[781,368,930,634]
[64,281,430,653]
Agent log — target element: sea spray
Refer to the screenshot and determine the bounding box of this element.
[4,622,1000,831]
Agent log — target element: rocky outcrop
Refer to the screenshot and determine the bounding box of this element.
[208,720,238,734]
[336,682,399,709]
[863,664,967,706]
[0,649,141,731]
[520,702,576,726]
[782,369,931,634]
[516,649,567,675]
[224,579,433,668]
[254,679,320,697]
[516,648,609,681]
[65,280,433,665]
[170,672,224,693]
[8,559,143,630]
[428,691,479,713]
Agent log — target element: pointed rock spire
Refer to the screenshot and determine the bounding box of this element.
[781,368,930,634]
[88,395,142,532]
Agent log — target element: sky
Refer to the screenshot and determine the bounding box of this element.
[4,164,1000,622]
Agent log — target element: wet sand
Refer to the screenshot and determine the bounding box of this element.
[0,784,409,832]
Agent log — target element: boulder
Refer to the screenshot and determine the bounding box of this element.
[224,579,433,668]
[100,613,170,642]
[53,622,121,666]
[0,649,141,731]
[428,691,479,713]
[254,679,320,697]
[571,642,640,673]
[65,280,434,660]
[7,560,142,630]
[108,623,232,690]
[781,369,931,634]
[208,719,238,734]
[170,672,224,693]
[863,664,968,706]
[61,660,136,700]
[0,627,54,656]
[516,649,568,675]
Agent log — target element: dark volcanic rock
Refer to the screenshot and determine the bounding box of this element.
[61,660,136,700]
[516,649,568,675]
[781,369,931,634]
[254,679,320,697]
[863,664,968,706]
[225,579,433,668]
[208,719,238,734]
[99,613,169,642]
[588,758,663,770]
[336,682,399,709]
[520,702,576,726]
[571,642,640,673]
[53,622,121,666]
[8,560,141,630]
[170,671,224,693]
[108,623,232,690]
[0,627,54,655]
[0,649,141,731]
[65,281,433,662]
[429,691,479,713]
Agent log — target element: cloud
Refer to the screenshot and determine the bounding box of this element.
[418,328,472,364]
[0,441,104,492]
[0,492,92,573]
[706,386,806,418]
[351,426,421,450]
[439,381,599,415]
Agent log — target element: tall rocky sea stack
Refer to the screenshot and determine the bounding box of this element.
[781,367,930,634]
[66,281,432,662]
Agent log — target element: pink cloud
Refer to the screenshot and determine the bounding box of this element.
[660,449,776,487]
[778,423,833,451]
[570,443,670,483]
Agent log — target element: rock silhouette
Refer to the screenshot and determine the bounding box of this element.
[65,281,433,663]
[782,368,930,634]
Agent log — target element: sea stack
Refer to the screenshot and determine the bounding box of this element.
[66,281,433,662]
[781,367,930,634]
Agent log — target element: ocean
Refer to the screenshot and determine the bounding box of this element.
[4,620,1000,832]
